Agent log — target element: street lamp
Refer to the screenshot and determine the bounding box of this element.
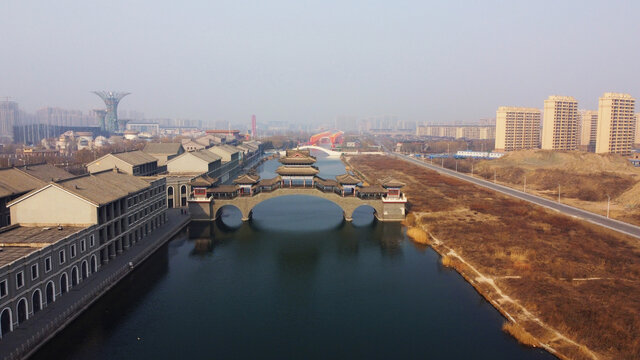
[523,175,526,192]
[606,194,610,218]
[558,184,561,203]
[455,160,458,172]
[494,169,496,183]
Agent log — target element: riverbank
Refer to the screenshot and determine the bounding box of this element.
[347,155,640,360]
[0,209,190,360]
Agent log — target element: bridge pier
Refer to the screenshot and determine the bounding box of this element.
[207,188,404,223]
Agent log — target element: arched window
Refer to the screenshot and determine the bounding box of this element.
[46,281,55,304]
[167,186,175,208]
[71,267,79,287]
[91,255,98,273]
[180,185,188,207]
[1,308,12,338]
[17,298,28,324]
[82,260,89,279]
[32,290,42,314]
[60,273,68,294]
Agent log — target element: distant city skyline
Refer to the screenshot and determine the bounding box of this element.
[1,1,639,125]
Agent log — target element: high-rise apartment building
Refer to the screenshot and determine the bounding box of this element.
[495,107,541,152]
[416,125,495,140]
[579,110,598,152]
[635,113,640,146]
[595,93,636,155]
[541,96,579,150]
[0,100,19,143]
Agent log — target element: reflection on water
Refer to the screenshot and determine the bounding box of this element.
[31,156,555,360]
[31,235,178,360]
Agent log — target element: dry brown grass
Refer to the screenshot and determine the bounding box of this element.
[467,150,640,223]
[406,227,429,245]
[502,322,540,347]
[351,155,640,360]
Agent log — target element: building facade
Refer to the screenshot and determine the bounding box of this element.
[416,125,495,140]
[1,170,167,339]
[595,93,636,155]
[142,143,185,166]
[495,107,541,152]
[0,164,74,228]
[166,150,222,178]
[636,113,640,146]
[541,96,579,150]
[579,110,598,152]
[87,151,160,176]
[0,101,19,143]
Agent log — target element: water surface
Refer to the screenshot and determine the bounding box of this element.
[33,152,554,360]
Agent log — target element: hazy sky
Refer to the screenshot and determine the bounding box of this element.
[1,0,639,125]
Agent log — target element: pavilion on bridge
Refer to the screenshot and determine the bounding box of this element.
[276,149,319,187]
[187,149,407,204]
[336,173,361,196]
[233,174,260,196]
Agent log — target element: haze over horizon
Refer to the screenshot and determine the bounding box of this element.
[1,0,639,125]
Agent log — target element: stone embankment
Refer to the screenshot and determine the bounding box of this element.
[0,210,190,360]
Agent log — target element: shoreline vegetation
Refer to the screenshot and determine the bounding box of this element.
[346,155,640,360]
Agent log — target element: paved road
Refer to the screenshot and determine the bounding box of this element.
[395,153,640,240]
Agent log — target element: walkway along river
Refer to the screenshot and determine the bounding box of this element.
[29,152,556,359]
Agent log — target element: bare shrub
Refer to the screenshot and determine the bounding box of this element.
[406,227,429,245]
[502,322,539,347]
[441,255,454,267]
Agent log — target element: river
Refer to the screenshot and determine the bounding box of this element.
[32,151,555,359]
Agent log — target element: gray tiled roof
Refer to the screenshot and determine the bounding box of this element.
[16,163,74,182]
[0,168,47,198]
[188,150,221,163]
[111,150,158,165]
[87,150,157,167]
[45,169,152,206]
[143,142,184,155]
[336,173,361,184]
[0,165,73,198]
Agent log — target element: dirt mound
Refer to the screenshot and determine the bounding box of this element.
[474,150,640,205]
[482,150,640,175]
[616,182,640,208]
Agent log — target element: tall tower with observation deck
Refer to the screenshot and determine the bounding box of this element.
[93,91,130,132]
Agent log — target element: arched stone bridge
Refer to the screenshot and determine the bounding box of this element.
[212,188,386,221]
[278,145,386,158]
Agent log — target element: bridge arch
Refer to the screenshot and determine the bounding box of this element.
[282,145,342,157]
[212,188,384,223]
[350,204,378,226]
[214,204,244,228]
[247,193,348,222]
